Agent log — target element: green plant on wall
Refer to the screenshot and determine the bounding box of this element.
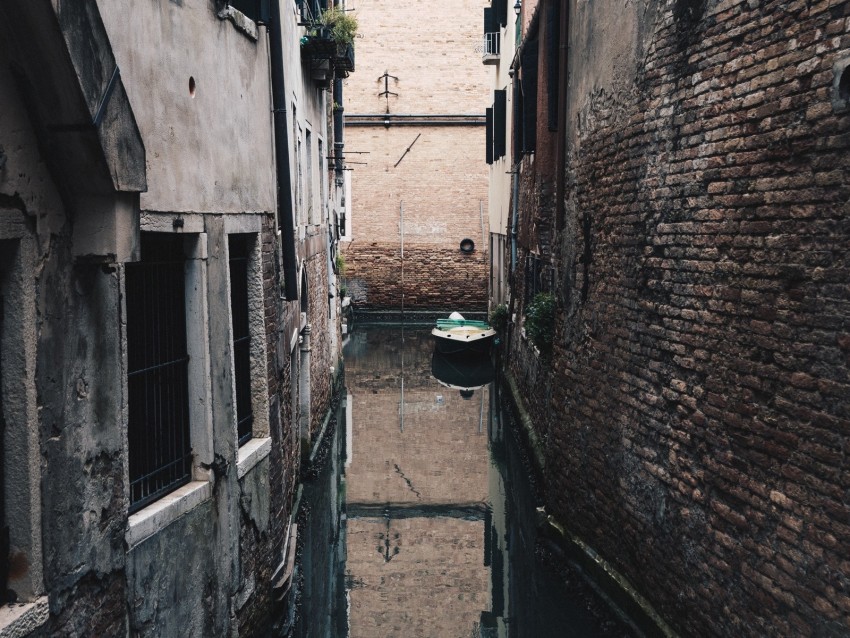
[525,292,555,357]
[335,252,348,297]
[321,6,358,45]
[489,303,508,334]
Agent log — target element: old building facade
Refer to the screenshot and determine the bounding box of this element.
[340,0,491,312]
[0,0,352,635]
[494,0,850,635]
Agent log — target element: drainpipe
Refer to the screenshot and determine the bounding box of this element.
[269,0,299,299]
[299,324,312,459]
[333,78,344,177]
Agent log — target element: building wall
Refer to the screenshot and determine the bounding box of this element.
[0,52,129,636]
[99,0,276,215]
[506,0,850,635]
[0,0,346,635]
[342,0,491,311]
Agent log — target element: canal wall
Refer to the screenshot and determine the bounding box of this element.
[505,0,850,636]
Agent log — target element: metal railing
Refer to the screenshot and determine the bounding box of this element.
[477,32,501,60]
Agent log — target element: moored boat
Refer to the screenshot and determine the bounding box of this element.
[431,312,496,355]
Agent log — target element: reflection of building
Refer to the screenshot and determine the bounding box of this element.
[0,1,350,634]
[340,0,490,311]
[344,328,490,636]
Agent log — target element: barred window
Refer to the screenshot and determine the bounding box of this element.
[126,234,192,513]
[229,235,254,446]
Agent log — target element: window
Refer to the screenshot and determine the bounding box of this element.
[0,236,43,605]
[229,235,254,446]
[306,129,314,225]
[520,39,538,156]
[318,138,326,222]
[523,253,553,306]
[493,90,507,160]
[125,234,192,513]
[486,107,494,165]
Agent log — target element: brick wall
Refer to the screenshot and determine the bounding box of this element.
[342,244,488,310]
[525,1,850,636]
[343,0,490,311]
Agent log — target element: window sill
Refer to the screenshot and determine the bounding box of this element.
[237,436,272,479]
[126,481,212,549]
[0,597,49,636]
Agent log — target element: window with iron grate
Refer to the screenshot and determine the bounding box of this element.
[229,235,254,446]
[126,233,192,513]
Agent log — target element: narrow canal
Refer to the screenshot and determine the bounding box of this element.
[293,324,637,637]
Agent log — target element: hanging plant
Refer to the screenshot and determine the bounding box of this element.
[321,6,358,46]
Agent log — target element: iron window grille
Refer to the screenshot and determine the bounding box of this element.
[229,235,254,446]
[524,253,553,306]
[126,234,192,513]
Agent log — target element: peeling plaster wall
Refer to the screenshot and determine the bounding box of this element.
[0,48,129,636]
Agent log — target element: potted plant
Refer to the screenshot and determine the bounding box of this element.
[322,6,357,72]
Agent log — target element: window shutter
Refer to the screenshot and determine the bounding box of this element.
[494,90,507,160]
[484,7,495,34]
[521,41,538,153]
[486,107,494,165]
[497,0,508,28]
[512,81,523,163]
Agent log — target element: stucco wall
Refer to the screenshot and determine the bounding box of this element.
[99,0,276,215]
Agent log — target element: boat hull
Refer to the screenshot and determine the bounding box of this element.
[431,327,496,355]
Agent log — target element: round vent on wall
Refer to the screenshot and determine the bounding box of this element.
[460,238,475,254]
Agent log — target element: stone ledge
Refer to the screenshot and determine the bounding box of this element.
[126,481,212,549]
[0,598,48,638]
[216,6,258,41]
[237,436,272,479]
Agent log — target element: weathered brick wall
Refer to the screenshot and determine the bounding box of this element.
[305,249,335,437]
[536,1,850,636]
[342,244,488,310]
[236,215,284,635]
[343,0,490,311]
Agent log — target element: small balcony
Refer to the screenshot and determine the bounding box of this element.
[481,32,500,65]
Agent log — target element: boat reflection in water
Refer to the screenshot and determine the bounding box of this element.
[431,349,495,400]
[291,326,634,637]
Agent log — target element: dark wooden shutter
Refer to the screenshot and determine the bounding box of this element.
[495,0,508,28]
[486,107,494,165]
[521,41,539,153]
[513,81,523,163]
[494,89,506,160]
[484,6,495,34]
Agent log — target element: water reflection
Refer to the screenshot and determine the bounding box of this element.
[293,325,634,637]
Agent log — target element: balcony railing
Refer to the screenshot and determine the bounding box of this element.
[479,32,500,64]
